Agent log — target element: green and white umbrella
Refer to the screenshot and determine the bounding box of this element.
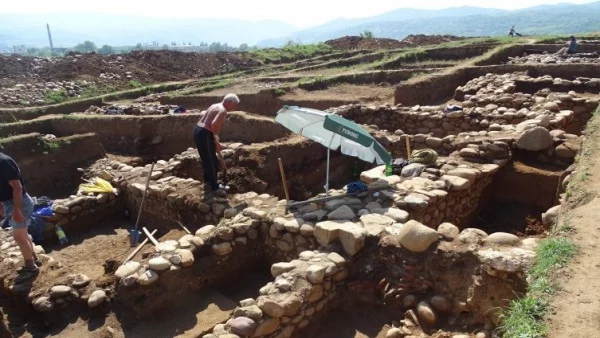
[275,105,392,196]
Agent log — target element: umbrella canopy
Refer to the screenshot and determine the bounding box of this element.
[275,106,392,165]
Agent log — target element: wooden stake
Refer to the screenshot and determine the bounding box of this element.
[278,158,290,201]
[142,227,159,246]
[405,136,412,160]
[124,229,157,263]
[177,221,192,235]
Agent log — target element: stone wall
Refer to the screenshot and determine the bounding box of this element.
[343,74,598,138]
[50,190,121,236]
[394,64,600,106]
[202,249,348,338]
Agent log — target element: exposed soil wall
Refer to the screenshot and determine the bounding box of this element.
[161,90,356,117]
[0,118,53,139]
[0,98,103,123]
[491,159,561,210]
[0,133,105,197]
[47,112,288,158]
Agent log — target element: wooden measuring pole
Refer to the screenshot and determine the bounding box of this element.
[405,136,412,160]
[278,158,290,201]
[124,229,157,263]
[142,227,159,246]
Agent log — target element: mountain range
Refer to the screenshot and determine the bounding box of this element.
[1,2,600,51]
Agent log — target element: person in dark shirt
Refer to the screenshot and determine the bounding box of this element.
[556,36,578,55]
[0,152,39,273]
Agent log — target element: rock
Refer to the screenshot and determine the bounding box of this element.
[361,165,385,183]
[176,249,194,267]
[213,242,233,256]
[88,290,107,308]
[252,317,280,336]
[543,102,560,112]
[156,242,177,253]
[137,270,159,285]
[271,262,296,277]
[196,225,216,238]
[328,205,356,220]
[487,232,520,246]
[50,285,72,298]
[402,294,418,308]
[360,213,395,236]
[437,223,460,241]
[178,234,194,248]
[234,305,263,321]
[386,327,404,338]
[149,256,171,271]
[396,220,439,253]
[257,297,284,317]
[327,252,346,266]
[300,223,315,236]
[556,143,577,159]
[284,218,304,233]
[417,301,437,326]
[441,175,471,190]
[459,228,488,245]
[401,163,427,177]
[281,294,303,316]
[476,330,492,338]
[542,205,560,227]
[276,240,293,252]
[306,265,327,284]
[70,273,91,288]
[32,296,53,312]
[190,236,205,248]
[430,295,452,313]
[224,208,239,218]
[384,208,409,222]
[308,284,324,303]
[303,210,328,222]
[459,148,479,158]
[478,248,536,273]
[229,316,257,336]
[447,168,479,184]
[516,127,553,151]
[338,223,368,256]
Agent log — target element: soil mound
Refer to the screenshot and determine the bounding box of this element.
[324,36,406,50]
[400,34,465,46]
[0,50,259,86]
[325,34,466,51]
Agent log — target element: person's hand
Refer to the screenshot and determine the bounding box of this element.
[12,210,24,223]
[214,135,220,144]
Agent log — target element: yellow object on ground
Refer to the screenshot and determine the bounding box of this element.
[77,177,116,194]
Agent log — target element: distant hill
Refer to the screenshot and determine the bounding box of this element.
[2,2,600,51]
[257,2,600,46]
[0,13,298,49]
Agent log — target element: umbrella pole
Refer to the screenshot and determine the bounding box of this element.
[325,148,330,197]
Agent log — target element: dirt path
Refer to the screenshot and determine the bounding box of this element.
[547,114,600,336]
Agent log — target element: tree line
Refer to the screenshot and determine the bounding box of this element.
[23,40,254,57]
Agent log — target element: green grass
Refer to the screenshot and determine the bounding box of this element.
[499,238,577,337]
[44,89,69,104]
[36,136,72,153]
[248,43,333,64]
[129,80,143,88]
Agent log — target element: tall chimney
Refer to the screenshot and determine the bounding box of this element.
[46,23,54,52]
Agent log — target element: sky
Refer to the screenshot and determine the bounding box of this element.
[2,0,598,27]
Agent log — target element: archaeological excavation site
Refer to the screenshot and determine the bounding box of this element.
[1,35,599,338]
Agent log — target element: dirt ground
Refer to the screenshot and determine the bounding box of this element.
[470,201,546,236]
[281,85,395,104]
[546,116,600,336]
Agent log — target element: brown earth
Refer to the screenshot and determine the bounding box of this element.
[546,115,600,337]
[325,34,465,50]
[0,50,259,87]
